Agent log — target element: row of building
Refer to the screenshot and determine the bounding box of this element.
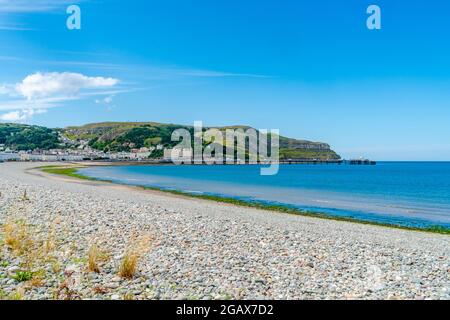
[0,145,167,162]
[1,147,274,163]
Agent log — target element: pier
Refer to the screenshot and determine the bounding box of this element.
[277,159,376,165]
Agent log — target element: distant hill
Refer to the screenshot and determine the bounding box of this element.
[63,122,341,160]
[0,123,60,151]
[0,122,340,160]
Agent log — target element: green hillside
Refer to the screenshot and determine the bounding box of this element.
[62,122,341,160]
[0,123,60,151]
[64,122,193,152]
[0,122,340,160]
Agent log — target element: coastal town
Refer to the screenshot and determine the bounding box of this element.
[0,122,347,164]
[0,145,376,165]
[0,142,168,162]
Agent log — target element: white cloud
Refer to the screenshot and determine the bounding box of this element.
[95,95,114,105]
[0,85,10,95]
[104,96,113,104]
[177,69,271,78]
[0,0,79,13]
[16,72,119,100]
[0,71,119,122]
[0,84,17,96]
[0,24,34,31]
[0,56,20,61]
[0,96,78,112]
[0,108,47,122]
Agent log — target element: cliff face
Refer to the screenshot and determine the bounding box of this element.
[278,136,339,160]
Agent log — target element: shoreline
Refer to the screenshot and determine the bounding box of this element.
[1,162,449,300]
[40,163,450,235]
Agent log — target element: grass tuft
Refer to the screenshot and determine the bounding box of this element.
[88,245,101,273]
[123,293,135,300]
[3,221,34,255]
[118,252,139,279]
[118,234,153,279]
[87,244,109,273]
[8,289,24,301]
[12,270,33,282]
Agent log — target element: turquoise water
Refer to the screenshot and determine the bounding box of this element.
[79,162,450,229]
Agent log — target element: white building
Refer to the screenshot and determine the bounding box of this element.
[164,148,193,162]
[0,153,20,161]
[20,154,58,161]
[58,155,84,161]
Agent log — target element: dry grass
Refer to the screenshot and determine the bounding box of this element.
[1,214,155,299]
[87,244,109,273]
[88,245,101,273]
[9,289,25,301]
[2,219,61,271]
[51,260,61,273]
[1,218,61,294]
[93,286,108,294]
[123,292,135,300]
[118,234,153,279]
[3,221,34,256]
[56,279,81,300]
[27,269,46,288]
[42,224,57,255]
[27,277,45,288]
[118,252,139,279]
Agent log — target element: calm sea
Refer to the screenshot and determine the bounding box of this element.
[79,162,450,229]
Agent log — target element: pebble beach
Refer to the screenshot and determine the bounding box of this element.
[0,162,449,300]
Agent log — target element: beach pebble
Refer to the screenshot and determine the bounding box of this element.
[0,162,448,300]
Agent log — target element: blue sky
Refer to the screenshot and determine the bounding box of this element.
[1,0,450,160]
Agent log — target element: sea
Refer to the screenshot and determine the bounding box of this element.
[78,162,450,229]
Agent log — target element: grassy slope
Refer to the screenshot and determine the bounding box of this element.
[0,121,341,160]
[63,122,341,159]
